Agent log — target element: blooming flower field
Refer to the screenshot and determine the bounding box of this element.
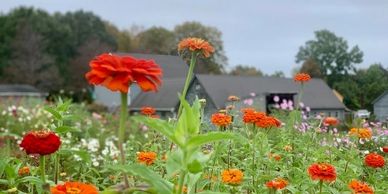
[0,38,387,194]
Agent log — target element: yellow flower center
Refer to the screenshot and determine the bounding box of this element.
[66,187,81,194]
[318,164,328,170]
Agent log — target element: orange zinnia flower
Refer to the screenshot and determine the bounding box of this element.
[256,116,281,128]
[242,109,266,124]
[178,37,214,58]
[140,106,156,116]
[294,73,311,83]
[137,151,157,165]
[308,163,337,182]
[50,181,98,194]
[348,179,374,194]
[227,95,240,102]
[364,153,385,168]
[266,178,288,190]
[221,169,243,185]
[268,153,282,161]
[323,117,339,126]
[18,166,30,176]
[211,113,232,127]
[85,53,162,93]
[349,128,372,139]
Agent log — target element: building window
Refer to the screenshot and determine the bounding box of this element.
[335,111,338,117]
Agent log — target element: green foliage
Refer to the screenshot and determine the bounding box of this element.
[334,64,388,110]
[1,98,388,193]
[296,29,364,86]
[0,7,116,97]
[229,65,264,76]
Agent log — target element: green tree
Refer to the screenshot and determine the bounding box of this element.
[269,71,285,78]
[296,30,363,85]
[300,58,323,78]
[105,22,132,52]
[174,21,227,74]
[334,64,388,110]
[229,65,263,76]
[135,27,175,54]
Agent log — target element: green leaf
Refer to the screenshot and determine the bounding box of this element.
[187,159,202,174]
[44,107,62,120]
[109,164,173,194]
[197,192,229,194]
[55,126,80,134]
[186,132,240,151]
[166,150,183,178]
[136,116,183,147]
[178,96,200,135]
[16,176,43,185]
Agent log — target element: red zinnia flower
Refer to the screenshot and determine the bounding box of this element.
[323,117,339,126]
[266,178,288,190]
[140,106,156,116]
[383,146,388,153]
[178,37,214,58]
[85,53,162,93]
[294,73,311,83]
[51,181,98,194]
[20,130,61,155]
[348,179,374,194]
[307,163,337,182]
[364,153,385,168]
[211,113,232,127]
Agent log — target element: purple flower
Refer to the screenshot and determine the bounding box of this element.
[306,106,311,112]
[299,102,304,108]
[244,98,253,106]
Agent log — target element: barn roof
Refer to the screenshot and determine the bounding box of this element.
[130,74,347,111]
[372,90,388,105]
[129,77,185,111]
[195,74,346,110]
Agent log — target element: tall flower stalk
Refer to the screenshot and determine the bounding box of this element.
[118,92,129,187]
[85,53,162,188]
[177,37,214,118]
[177,52,197,117]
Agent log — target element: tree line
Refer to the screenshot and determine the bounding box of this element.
[0,7,387,110]
[0,7,228,101]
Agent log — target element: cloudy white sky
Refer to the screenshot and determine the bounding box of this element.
[2,0,388,76]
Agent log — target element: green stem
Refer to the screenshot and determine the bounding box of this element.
[119,92,129,188]
[177,52,197,118]
[177,152,188,194]
[296,84,304,111]
[319,180,323,194]
[251,131,256,190]
[40,156,46,183]
[54,153,59,184]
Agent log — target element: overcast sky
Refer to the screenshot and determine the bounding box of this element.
[2,0,387,76]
